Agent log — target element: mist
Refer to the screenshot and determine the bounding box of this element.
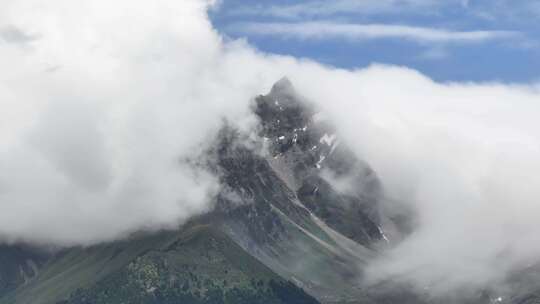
[0,0,259,246]
[2,0,540,296]
[291,68,540,295]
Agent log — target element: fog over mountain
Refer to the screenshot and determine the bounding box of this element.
[2,0,540,297]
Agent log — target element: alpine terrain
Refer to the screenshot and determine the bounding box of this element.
[0,79,539,304]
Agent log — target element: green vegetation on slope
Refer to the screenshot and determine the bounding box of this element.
[0,245,49,296]
[0,225,318,304]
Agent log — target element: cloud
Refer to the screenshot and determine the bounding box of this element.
[201,53,540,296]
[468,0,540,24]
[229,22,520,45]
[2,0,540,298]
[284,66,540,295]
[226,0,540,26]
[228,0,453,19]
[241,21,520,44]
[0,0,256,246]
[0,25,38,45]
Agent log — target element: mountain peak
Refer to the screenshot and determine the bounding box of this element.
[270,77,294,94]
[253,78,314,150]
[266,77,300,106]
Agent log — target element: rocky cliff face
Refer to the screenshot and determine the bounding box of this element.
[211,78,391,303]
[254,78,384,246]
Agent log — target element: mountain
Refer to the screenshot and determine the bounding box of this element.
[0,78,539,304]
[212,78,388,303]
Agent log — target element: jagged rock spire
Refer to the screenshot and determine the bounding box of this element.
[266,77,300,106]
[270,77,294,94]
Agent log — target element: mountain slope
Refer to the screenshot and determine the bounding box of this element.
[211,78,390,303]
[0,224,319,304]
[0,245,50,297]
[254,77,384,246]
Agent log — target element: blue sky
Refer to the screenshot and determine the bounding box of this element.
[210,0,540,82]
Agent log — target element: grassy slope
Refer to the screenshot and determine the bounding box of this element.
[0,245,50,296]
[0,229,181,304]
[0,224,318,304]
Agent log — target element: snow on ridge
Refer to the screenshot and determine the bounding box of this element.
[320,133,337,146]
[316,155,326,169]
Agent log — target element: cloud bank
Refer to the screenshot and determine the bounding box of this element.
[0,0,256,246]
[229,22,519,44]
[292,67,540,294]
[229,0,460,19]
[2,0,540,297]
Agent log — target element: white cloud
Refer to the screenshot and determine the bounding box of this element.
[229,21,520,45]
[469,0,540,23]
[294,66,540,294]
[228,0,540,25]
[0,0,254,246]
[230,0,451,19]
